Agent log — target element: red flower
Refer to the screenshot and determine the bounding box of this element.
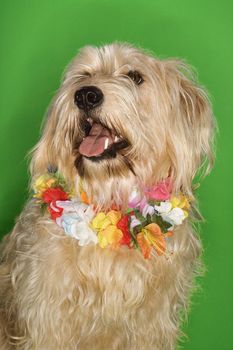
[48,202,64,220]
[42,187,69,204]
[42,187,68,221]
[117,215,132,247]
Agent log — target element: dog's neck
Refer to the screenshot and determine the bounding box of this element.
[32,171,190,259]
[42,162,172,210]
[34,169,172,211]
[77,174,138,210]
[78,171,172,211]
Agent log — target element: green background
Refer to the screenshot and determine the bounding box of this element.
[0,0,232,349]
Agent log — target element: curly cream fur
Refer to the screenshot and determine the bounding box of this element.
[0,43,215,349]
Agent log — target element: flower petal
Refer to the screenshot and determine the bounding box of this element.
[145,223,162,236]
[142,204,155,218]
[92,212,107,229]
[145,178,172,201]
[154,201,172,214]
[128,188,141,208]
[130,215,141,229]
[106,210,121,225]
[143,225,166,256]
[162,207,186,225]
[137,232,152,259]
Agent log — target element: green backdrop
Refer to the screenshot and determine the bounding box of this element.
[0,0,233,349]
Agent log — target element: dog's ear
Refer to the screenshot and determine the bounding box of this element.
[29,89,78,181]
[163,60,215,193]
[29,101,59,178]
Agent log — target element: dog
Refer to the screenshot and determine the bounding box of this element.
[0,43,215,350]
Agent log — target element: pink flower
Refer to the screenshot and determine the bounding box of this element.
[128,188,147,210]
[128,188,141,208]
[145,178,172,201]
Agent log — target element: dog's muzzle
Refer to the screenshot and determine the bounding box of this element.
[74,86,104,111]
[73,85,129,161]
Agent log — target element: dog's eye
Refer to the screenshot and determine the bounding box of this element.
[82,71,91,77]
[127,71,144,85]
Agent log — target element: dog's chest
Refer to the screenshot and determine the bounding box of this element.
[51,242,160,324]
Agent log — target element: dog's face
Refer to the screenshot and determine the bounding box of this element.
[31,43,214,205]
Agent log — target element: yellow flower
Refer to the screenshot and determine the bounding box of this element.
[92,210,121,229]
[98,226,123,248]
[171,195,190,217]
[33,175,56,199]
[91,210,122,248]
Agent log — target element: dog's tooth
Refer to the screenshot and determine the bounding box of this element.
[114,136,119,142]
[104,138,109,150]
[87,117,93,125]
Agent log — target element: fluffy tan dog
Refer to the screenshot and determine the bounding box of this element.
[0,43,215,350]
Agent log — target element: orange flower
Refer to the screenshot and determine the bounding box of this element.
[137,233,152,259]
[80,191,90,205]
[137,223,166,259]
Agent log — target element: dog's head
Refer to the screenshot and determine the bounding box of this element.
[30,43,215,206]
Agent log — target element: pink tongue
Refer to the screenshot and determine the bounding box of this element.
[79,123,114,157]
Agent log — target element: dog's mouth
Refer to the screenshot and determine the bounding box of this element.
[78,117,129,160]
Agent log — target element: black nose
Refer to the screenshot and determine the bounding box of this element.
[74,86,104,110]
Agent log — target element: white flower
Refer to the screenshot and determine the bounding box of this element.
[72,221,98,246]
[142,204,155,218]
[161,207,186,226]
[154,201,172,214]
[154,201,186,226]
[55,200,97,246]
[130,215,141,229]
[56,200,94,217]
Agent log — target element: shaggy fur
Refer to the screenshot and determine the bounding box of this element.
[0,43,215,349]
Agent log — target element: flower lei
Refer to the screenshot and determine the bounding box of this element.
[33,173,190,259]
